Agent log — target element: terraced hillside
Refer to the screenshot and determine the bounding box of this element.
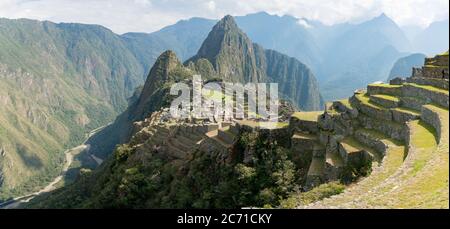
[293,71,449,208]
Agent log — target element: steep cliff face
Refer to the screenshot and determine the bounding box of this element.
[264,50,324,111]
[186,15,266,83]
[186,16,323,110]
[133,51,193,120]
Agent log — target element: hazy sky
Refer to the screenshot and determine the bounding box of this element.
[0,0,449,34]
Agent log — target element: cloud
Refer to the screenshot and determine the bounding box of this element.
[297,19,312,29]
[0,0,448,34]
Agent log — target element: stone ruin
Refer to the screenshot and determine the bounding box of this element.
[412,51,449,80]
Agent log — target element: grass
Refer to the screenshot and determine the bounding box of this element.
[370,94,400,103]
[292,132,318,140]
[365,118,444,208]
[424,65,441,68]
[404,83,449,95]
[291,111,322,122]
[337,99,354,110]
[368,83,402,88]
[355,93,388,111]
[392,107,421,116]
[280,182,345,208]
[410,120,438,173]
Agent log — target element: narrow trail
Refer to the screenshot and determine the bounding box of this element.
[0,123,110,209]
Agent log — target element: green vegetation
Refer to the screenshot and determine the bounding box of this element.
[404,83,449,95]
[392,107,421,116]
[409,120,438,174]
[355,93,388,111]
[0,18,144,200]
[371,94,400,102]
[280,182,345,208]
[291,112,322,122]
[368,83,402,88]
[27,130,310,208]
[338,99,354,110]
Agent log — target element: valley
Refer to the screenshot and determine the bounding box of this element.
[0,6,448,210]
[22,16,449,209]
[0,123,108,209]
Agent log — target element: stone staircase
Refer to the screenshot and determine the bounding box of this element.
[300,76,449,208]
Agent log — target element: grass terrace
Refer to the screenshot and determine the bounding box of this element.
[371,94,400,103]
[355,93,388,111]
[404,83,449,95]
[368,83,402,88]
[292,111,322,122]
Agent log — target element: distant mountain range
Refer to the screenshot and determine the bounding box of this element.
[119,12,448,100]
[387,53,426,81]
[410,19,449,56]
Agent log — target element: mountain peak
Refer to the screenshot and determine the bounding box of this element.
[139,50,181,96]
[371,12,395,24]
[157,50,179,63]
[215,15,239,31]
[185,15,255,81]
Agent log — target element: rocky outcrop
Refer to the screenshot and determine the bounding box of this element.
[186,16,324,111]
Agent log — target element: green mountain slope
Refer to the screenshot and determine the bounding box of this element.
[0,18,146,200]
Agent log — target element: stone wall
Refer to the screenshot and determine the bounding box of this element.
[367,85,403,96]
[402,84,449,108]
[289,116,319,134]
[357,115,408,142]
[407,77,449,90]
[421,105,443,142]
